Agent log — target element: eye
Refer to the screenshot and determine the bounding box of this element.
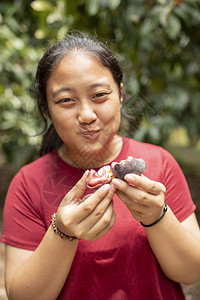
[95,92,107,97]
[92,92,109,100]
[57,98,74,104]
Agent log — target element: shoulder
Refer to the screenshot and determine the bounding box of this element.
[8,149,83,200]
[122,136,171,159]
[10,151,57,188]
[22,151,54,172]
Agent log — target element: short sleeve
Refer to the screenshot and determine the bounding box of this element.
[1,168,46,251]
[160,147,196,222]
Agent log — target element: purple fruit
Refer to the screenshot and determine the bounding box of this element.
[111,157,146,180]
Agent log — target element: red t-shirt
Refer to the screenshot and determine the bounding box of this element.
[1,137,195,299]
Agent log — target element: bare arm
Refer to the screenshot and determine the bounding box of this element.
[145,210,200,285]
[5,173,116,300]
[5,227,79,300]
[112,174,200,285]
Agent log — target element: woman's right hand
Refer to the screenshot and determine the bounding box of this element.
[56,171,116,241]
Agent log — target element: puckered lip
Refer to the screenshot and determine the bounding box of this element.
[80,128,101,139]
[80,127,101,134]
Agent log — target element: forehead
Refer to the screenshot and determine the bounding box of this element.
[48,52,115,86]
[57,52,106,72]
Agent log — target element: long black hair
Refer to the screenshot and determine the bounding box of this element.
[32,32,123,156]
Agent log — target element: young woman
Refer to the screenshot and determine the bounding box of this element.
[1,32,200,300]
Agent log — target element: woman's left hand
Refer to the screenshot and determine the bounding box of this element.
[112,174,166,226]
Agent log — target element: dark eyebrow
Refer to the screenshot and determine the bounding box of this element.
[52,82,111,98]
[88,82,112,89]
[52,87,74,98]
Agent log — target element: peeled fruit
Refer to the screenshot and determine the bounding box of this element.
[86,156,146,189]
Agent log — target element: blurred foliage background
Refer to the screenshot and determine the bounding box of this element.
[1,2,200,297]
[0,0,200,175]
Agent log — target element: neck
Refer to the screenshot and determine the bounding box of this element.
[58,135,123,169]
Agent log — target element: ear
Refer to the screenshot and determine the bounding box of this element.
[120,83,124,104]
[44,107,51,120]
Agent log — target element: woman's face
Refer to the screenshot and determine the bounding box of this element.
[46,52,123,168]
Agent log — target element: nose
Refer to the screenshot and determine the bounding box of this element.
[78,103,97,124]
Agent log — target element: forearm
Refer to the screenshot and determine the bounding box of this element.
[7,226,79,300]
[145,207,200,284]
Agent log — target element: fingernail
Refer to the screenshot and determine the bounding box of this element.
[124,174,135,181]
[111,183,116,192]
[102,184,110,191]
[112,179,121,188]
[84,170,89,177]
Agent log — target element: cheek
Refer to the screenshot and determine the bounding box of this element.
[49,108,72,125]
[104,103,121,124]
[102,107,121,137]
[49,111,76,140]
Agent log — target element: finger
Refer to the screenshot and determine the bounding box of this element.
[75,184,112,221]
[112,178,139,205]
[61,170,89,206]
[93,210,116,241]
[115,187,165,225]
[85,203,116,241]
[59,184,112,232]
[115,188,150,208]
[114,179,164,208]
[79,185,115,230]
[112,177,132,194]
[124,174,166,195]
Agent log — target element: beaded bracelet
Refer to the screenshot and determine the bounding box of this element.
[140,201,168,228]
[51,213,78,241]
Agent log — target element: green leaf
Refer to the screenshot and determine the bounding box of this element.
[57,25,69,40]
[85,0,100,16]
[35,28,48,39]
[30,1,54,12]
[108,0,121,11]
[173,90,189,111]
[46,12,61,24]
[165,14,181,39]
